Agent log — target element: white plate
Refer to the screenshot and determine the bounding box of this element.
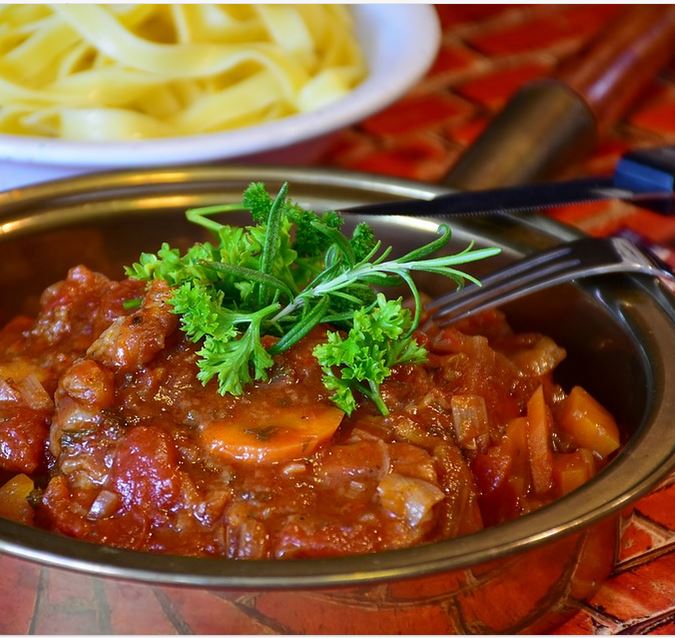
[0,5,440,191]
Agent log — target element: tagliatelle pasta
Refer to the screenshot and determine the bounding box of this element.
[0,4,366,140]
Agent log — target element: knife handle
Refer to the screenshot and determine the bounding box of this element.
[557,6,675,134]
[444,7,675,190]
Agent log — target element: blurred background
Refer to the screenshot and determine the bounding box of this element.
[320,5,675,275]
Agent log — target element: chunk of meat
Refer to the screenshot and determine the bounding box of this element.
[273,516,383,559]
[508,335,566,377]
[87,280,178,372]
[314,438,389,488]
[0,268,143,397]
[50,359,115,462]
[388,442,438,483]
[0,375,52,411]
[451,394,490,451]
[40,475,150,550]
[429,326,536,432]
[33,265,139,349]
[225,503,270,559]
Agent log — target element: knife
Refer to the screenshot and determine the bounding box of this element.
[346,146,675,218]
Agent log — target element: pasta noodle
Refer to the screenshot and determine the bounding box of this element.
[0,4,366,140]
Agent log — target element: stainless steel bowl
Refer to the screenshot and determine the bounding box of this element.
[0,167,674,634]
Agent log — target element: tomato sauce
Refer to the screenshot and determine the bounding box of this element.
[0,266,621,558]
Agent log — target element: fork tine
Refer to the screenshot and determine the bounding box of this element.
[427,236,674,328]
[430,259,579,326]
[427,244,580,319]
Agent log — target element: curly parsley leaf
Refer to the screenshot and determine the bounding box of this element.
[196,305,279,396]
[313,294,427,415]
[125,182,500,413]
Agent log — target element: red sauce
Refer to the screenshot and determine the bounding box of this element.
[0,266,620,558]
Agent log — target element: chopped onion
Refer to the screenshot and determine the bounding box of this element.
[282,462,307,476]
[377,472,445,527]
[451,394,489,450]
[0,379,20,403]
[87,490,120,520]
[17,374,53,410]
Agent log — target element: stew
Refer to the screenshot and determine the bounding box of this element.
[0,264,620,558]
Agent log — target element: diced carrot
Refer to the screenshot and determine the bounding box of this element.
[526,385,554,495]
[503,417,528,459]
[557,386,620,458]
[0,473,35,524]
[553,448,596,495]
[202,405,344,464]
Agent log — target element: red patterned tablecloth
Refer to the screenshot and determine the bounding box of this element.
[319,5,675,634]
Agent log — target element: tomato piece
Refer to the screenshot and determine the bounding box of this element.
[435,443,484,536]
[111,425,182,516]
[0,407,49,473]
[557,386,620,458]
[526,385,554,495]
[203,405,344,464]
[472,446,519,525]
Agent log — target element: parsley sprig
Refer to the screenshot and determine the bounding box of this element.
[125,182,500,415]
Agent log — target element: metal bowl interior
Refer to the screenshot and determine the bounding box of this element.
[0,166,674,590]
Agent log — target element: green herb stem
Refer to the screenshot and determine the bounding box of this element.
[125,182,500,415]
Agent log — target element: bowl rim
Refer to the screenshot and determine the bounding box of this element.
[0,5,440,167]
[0,165,674,589]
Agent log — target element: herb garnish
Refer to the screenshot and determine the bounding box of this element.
[125,182,500,415]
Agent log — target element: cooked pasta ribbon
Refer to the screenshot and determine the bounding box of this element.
[0,4,366,140]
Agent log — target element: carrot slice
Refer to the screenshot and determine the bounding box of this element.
[503,416,530,497]
[202,405,344,464]
[557,386,620,458]
[526,385,554,495]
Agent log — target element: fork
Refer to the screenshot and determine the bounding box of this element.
[426,236,675,327]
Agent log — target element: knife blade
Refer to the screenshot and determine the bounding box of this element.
[345,146,675,217]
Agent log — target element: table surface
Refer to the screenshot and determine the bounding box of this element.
[318,6,675,634]
[1,5,674,635]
